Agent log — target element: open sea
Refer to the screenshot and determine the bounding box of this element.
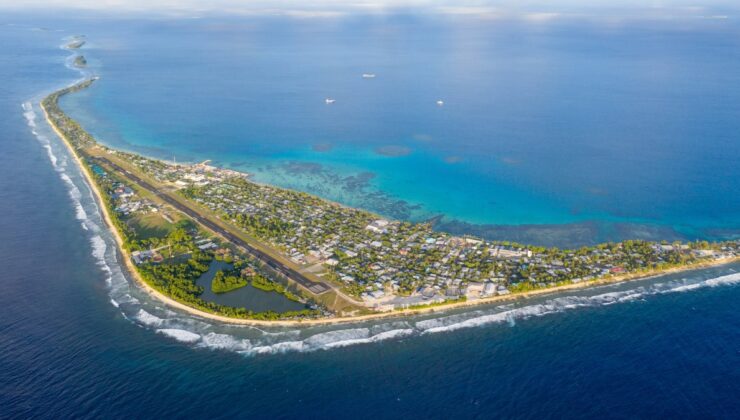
[1,12,739,418]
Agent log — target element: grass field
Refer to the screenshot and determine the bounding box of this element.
[126,212,175,240]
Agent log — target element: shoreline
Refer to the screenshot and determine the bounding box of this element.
[35,101,740,327]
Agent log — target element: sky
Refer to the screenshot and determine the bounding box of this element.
[2,0,738,20]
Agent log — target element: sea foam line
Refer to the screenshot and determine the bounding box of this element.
[24,41,176,350]
[412,272,740,336]
[27,37,740,357]
[27,82,740,357]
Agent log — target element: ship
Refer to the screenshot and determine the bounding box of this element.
[325,98,336,104]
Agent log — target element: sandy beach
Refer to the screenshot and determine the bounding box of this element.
[41,96,740,328]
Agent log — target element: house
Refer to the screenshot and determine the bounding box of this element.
[198,242,217,251]
[214,248,231,258]
[466,282,485,298]
[365,219,390,234]
[483,282,497,296]
[131,249,154,265]
[493,247,532,259]
[421,287,436,299]
[693,249,715,258]
[369,290,385,299]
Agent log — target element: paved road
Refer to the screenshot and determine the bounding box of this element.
[94,157,330,295]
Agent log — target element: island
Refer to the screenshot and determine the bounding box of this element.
[41,78,740,326]
[73,55,87,68]
[66,36,85,49]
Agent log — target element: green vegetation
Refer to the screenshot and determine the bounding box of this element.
[127,213,174,240]
[42,77,740,320]
[179,168,738,300]
[211,270,248,293]
[406,296,467,310]
[42,81,322,321]
[252,275,302,301]
[139,249,210,299]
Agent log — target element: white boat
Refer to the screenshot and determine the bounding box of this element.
[362,73,376,78]
[325,98,336,104]
[436,100,444,106]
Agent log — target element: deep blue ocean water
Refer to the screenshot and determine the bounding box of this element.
[1,14,740,418]
[50,14,740,247]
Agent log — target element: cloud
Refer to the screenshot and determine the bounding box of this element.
[434,6,502,18]
[523,12,562,22]
[1,0,737,21]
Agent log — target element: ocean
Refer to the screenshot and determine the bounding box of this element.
[49,14,740,247]
[1,13,739,418]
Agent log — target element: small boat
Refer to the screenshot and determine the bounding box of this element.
[325,98,336,104]
[362,73,376,79]
[436,100,444,106]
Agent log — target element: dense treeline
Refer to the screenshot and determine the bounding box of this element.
[251,274,302,301]
[127,209,318,319]
[44,79,738,317]
[212,270,248,293]
[42,82,322,321]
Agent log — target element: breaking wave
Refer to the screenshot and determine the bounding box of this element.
[159,267,740,356]
[411,272,740,335]
[135,309,165,327]
[157,329,201,343]
[25,36,740,358]
[140,270,740,356]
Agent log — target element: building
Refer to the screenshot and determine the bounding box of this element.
[483,282,497,296]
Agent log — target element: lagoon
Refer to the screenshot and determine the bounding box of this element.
[2,12,740,418]
[56,15,740,247]
[195,260,306,313]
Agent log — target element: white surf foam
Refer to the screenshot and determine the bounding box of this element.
[23,45,740,356]
[662,272,740,294]
[135,309,165,327]
[303,328,370,348]
[43,144,59,169]
[250,341,305,355]
[22,103,61,170]
[418,304,548,335]
[115,294,140,306]
[231,325,417,355]
[26,94,121,292]
[322,328,416,349]
[198,333,253,351]
[414,273,740,336]
[89,235,107,263]
[22,40,165,352]
[157,329,201,343]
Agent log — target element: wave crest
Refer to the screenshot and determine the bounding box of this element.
[26,43,740,357]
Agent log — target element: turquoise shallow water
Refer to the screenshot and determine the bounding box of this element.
[1,14,740,418]
[53,16,740,246]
